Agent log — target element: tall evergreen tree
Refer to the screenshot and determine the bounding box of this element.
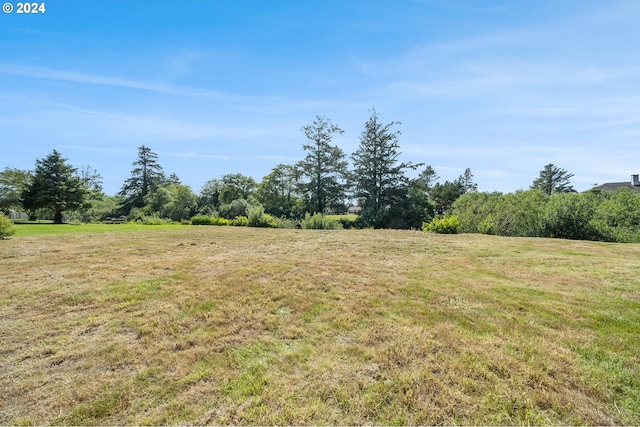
[429,169,476,215]
[298,115,349,214]
[118,145,164,214]
[21,150,89,224]
[351,109,421,228]
[414,165,440,193]
[460,168,478,193]
[166,173,182,186]
[531,164,575,195]
[430,180,465,215]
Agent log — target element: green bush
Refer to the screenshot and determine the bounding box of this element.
[590,188,640,243]
[301,213,343,230]
[247,205,278,228]
[190,215,230,226]
[231,215,249,226]
[272,217,298,229]
[539,193,601,241]
[210,217,230,226]
[137,215,173,225]
[191,215,213,225]
[422,215,460,234]
[326,215,358,229]
[449,187,640,243]
[219,199,249,219]
[453,192,502,233]
[0,213,17,239]
[452,190,547,237]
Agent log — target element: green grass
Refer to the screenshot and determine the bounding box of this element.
[1,227,639,425]
[325,214,359,221]
[13,222,184,236]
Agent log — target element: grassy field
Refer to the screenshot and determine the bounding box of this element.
[1,224,639,425]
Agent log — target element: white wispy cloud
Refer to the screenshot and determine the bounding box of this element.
[57,145,134,154]
[0,63,270,103]
[163,151,231,160]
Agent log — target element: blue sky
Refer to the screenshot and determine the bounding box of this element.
[2,1,640,196]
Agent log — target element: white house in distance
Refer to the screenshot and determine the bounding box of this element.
[347,206,362,215]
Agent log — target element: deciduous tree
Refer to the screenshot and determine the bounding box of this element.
[144,184,198,221]
[256,164,303,218]
[219,173,257,205]
[0,167,32,214]
[198,179,222,214]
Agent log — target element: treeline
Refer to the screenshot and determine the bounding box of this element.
[451,188,640,243]
[0,110,480,229]
[4,109,639,242]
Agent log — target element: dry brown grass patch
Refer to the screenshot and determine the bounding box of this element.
[1,226,639,425]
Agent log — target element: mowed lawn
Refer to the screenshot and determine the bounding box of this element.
[1,225,639,425]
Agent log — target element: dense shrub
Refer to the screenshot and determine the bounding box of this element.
[272,217,298,229]
[590,188,640,242]
[191,215,213,225]
[0,213,17,239]
[247,205,278,228]
[422,215,460,234]
[355,187,434,229]
[211,217,230,226]
[147,184,198,221]
[138,215,173,225]
[539,193,602,241]
[219,199,249,219]
[453,190,547,237]
[453,192,502,233]
[439,188,640,242]
[231,215,249,226]
[489,190,547,237]
[301,213,343,230]
[190,215,230,226]
[337,217,357,229]
[324,215,357,229]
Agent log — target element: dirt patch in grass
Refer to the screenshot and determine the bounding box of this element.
[1,227,639,425]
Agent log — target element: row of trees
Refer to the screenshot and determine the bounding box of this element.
[1,110,484,228]
[451,187,640,243]
[2,106,592,233]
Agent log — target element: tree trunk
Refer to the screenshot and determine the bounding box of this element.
[53,210,63,224]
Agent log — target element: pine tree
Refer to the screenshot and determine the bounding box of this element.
[351,109,421,228]
[460,168,478,193]
[531,164,575,195]
[298,116,349,214]
[21,150,89,223]
[414,165,440,193]
[118,145,165,214]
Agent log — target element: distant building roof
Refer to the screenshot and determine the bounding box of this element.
[347,206,362,214]
[592,181,640,192]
